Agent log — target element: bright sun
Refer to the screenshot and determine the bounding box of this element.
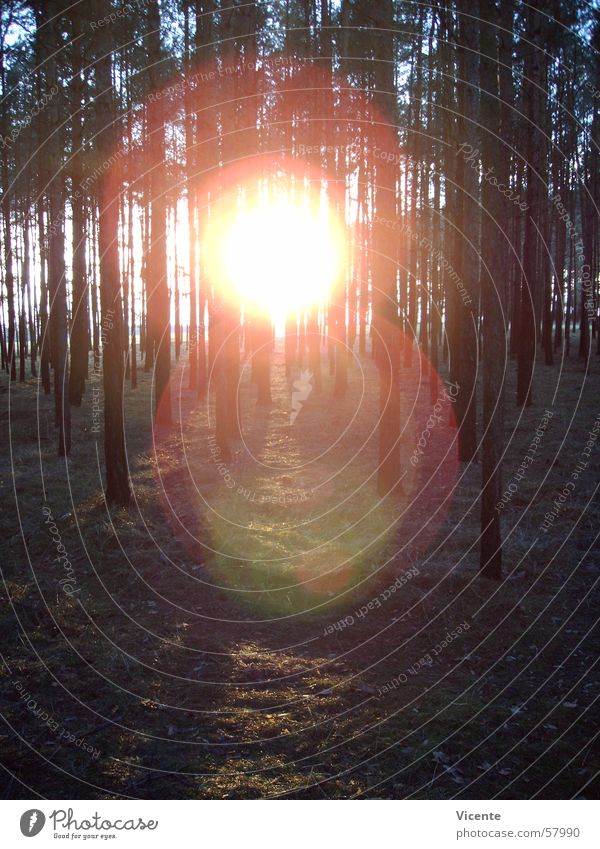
[204,182,346,319]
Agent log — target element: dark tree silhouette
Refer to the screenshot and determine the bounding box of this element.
[94,0,131,505]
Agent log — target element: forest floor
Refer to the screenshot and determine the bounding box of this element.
[0,339,599,799]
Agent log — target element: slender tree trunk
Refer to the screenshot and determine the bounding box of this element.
[0,40,16,382]
[173,205,181,361]
[37,198,51,393]
[94,0,131,505]
[405,41,421,369]
[285,313,297,376]
[307,307,322,393]
[27,214,37,377]
[517,0,546,406]
[126,80,137,390]
[184,1,198,390]
[479,0,506,580]
[372,0,401,497]
[253,312,272,405]
[90,204,100,361]
[452,1,479,460]
[129,181,137,389]
[39,2,70,455]
[147,0,172,426]
[69,14,89,406]
[19,210,29,383]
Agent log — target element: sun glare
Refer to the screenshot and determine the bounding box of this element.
[204,181,346,320]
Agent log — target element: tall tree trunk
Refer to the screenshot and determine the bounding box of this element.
[184,0,198,390]
[372,0,401,497]
[126,69,137,390]
[129,179,137,389]
[27,213,37,377]
[39,2,70,455]
[94,0,131,505]
[19,209,29,383]
[147,0,172,426]
[173,205,181,361]
[517,0,546,406]
[0,38,16,382]
[195,0,215,399]
[452,0,479,460]
[405,37,421,369]
[478,0,507,581]
[69,12,89,406]
[37,197,51,393]
[212,0,255,455]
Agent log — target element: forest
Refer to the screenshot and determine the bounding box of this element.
[0,0,599,800]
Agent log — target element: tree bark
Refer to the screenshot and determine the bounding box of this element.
[94,0,131,505]
[478,0,507,581]
[68,11,89,406]
[147,0,172,426]
[0,37,16,382]
[517,0,546,406]
[38,1,71,455]
[372,0,402,497]
[452,0,479,461]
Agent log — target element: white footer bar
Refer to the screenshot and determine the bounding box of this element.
[1,799,598,848]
